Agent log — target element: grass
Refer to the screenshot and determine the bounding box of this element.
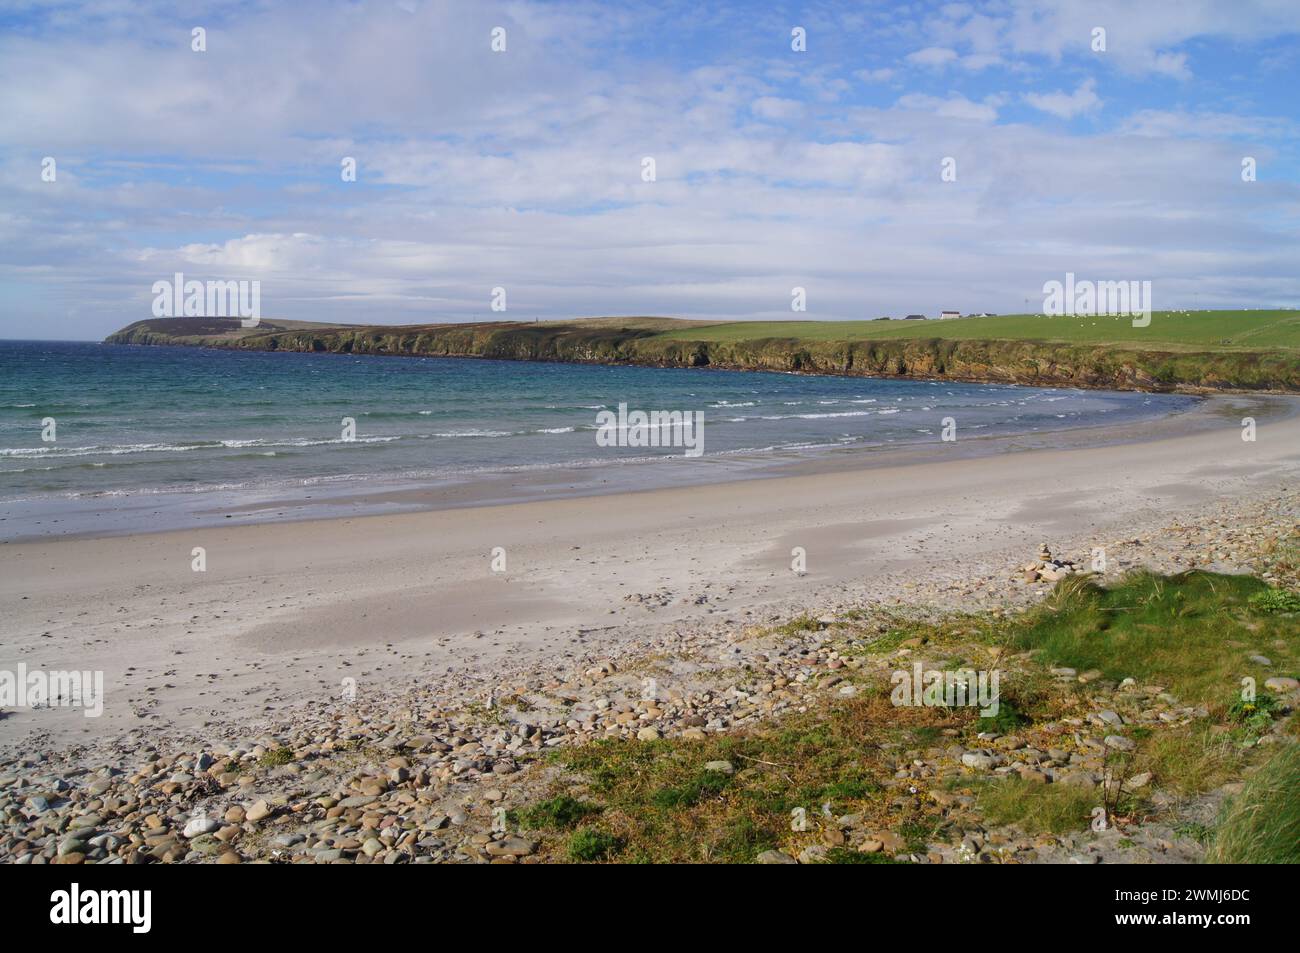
[972,777,1099,835]
[1206,743,1300,863]
[1248,587,1300,614]
[257,747,293,767]
[652,310,1300,351]
[1001,570,1299,710]
[509,795,601,830]
[567,828,621,862]
[772,614,823,637]
[542,689,958,863]
[500,571,1297,862]
[1136,724,1247,796]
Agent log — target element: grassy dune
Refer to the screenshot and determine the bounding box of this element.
[105,310,1300,392]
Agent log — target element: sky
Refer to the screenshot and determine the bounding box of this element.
[1,0,1298,340]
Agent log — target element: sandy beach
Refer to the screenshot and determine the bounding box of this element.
[2,392,1296,755]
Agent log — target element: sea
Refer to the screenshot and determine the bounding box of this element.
[0,341,1198,539]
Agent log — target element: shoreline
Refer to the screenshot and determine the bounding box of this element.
[5,389,1280,545]
[2,391,1297,757]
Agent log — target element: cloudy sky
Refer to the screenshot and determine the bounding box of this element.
[2,0,1298,339]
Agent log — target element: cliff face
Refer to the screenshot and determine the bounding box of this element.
[104,319,1300,393]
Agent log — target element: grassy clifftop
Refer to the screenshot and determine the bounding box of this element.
[105,311,1300,393]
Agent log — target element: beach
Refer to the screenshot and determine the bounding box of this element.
[3,391,1295,756]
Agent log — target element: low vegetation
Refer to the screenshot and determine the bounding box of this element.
[509,571,1297,863]
[1206,744,1300,863]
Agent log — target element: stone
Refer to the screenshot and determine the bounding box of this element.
[636,727,661,741]
[703,760,735,775]
[484,836,535,858]
[1104,735,1136,752]
[183,817,220,838]
[245,799,272,822]
[756,849,798,864]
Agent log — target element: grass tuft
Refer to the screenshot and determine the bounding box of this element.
[1207,744,1300,863]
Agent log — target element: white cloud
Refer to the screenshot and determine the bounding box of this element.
[897,93,999,123]
[905,46,959,68]
[0,0,1298,338]
[1024,78,1102,119]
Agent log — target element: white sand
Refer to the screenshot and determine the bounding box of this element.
[2,393,1296,751]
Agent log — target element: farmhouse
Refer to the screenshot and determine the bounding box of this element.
[904,314,926,320]
[940,310,960,320]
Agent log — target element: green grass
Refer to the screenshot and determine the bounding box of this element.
[1136,724,1248,796]
[509,795,601,830]
[257,747,293,767]
[1206,743,1300,863]
[1002,570,1299,710]
[543,690,954,863]
[567,828,621,862]
[652,310,1300,351]
[510,569,1296,863]
[772,614,823,637]
[972,776,1099,835]
[1248,587,1300,614]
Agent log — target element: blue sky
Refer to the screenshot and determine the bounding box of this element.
[2,0,1298,339]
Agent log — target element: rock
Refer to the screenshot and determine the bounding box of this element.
[798,845,830,864]
[216,851,242,864]
[484,836,535,858]
[961,752,996,770]
[1264,677,1299,692]
[1104,735,1136,752]
[703,760,735,775]
[183,818,220,838]
[244,799,271,822]
[876,831,906,854]
[1249,655,1272,667]
[1058,771,1096,789]
[636,727,661,741]
[756,849,798,864]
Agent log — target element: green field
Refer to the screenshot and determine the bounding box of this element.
[106,309,1300,393]
[653,310,1300,351]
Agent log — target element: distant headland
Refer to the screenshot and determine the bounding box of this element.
[105,311,1300,393]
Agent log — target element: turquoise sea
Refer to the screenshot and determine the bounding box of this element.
[0,341,1197,538]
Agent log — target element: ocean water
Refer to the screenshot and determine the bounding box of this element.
[0,341,1196,533]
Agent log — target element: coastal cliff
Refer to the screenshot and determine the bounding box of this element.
[104,316,1300,393]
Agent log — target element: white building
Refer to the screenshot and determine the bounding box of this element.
[939,310,960,320]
